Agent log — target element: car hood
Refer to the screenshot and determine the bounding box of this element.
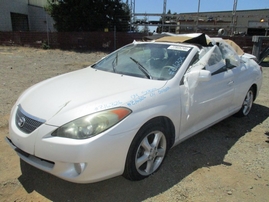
[17,68,167,126]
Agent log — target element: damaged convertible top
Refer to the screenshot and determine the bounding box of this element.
[145,33,245,56]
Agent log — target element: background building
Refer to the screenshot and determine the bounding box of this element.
[177,9,269,36]
[135,9,269,36]
[0,0,56,32]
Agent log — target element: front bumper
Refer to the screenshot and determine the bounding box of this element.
[7,120,136,183]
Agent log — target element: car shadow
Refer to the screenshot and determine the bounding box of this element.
[18,103,269,202]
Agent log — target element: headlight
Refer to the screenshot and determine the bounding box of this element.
[51,107,132,139]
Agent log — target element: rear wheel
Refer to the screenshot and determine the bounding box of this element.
[235,87,254,117]
[123,120,169,181]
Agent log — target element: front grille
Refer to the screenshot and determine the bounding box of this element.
[15,105,46,134]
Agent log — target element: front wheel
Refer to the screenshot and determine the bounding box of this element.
[235,87,254,117]
[123,120,169,181]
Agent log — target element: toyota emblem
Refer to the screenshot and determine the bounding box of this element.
[18,117,26,128]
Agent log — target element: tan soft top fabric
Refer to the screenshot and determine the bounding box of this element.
[155,36,193,43]
[223,39,244,55]
[156,35,244,55]
[155,33,211,47]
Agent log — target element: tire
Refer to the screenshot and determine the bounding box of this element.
[234,87,254,117]
[123,119,169,181]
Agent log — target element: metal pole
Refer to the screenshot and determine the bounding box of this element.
[162,0,167,32]
[128,0,135,31]
[265,18,269,36]
[43,1,50,47]
[45,11,50,46]
[231,0,238,36]
[196,0,201,32]
[114,25,116,50]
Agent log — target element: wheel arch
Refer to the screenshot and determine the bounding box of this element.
[251,83,257,101]
[139,116,175,149]
[123,115,176,180]
[234,84,257,117]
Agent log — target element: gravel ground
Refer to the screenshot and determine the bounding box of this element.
[0,45,269,202]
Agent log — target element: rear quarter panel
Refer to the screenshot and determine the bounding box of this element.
[233,58,262,111]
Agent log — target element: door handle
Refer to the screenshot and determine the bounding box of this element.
[228,80,234,86]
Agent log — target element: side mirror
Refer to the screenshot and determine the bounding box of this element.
[198,69,211,82]
[183,69,211,86]
[183,69,211,90]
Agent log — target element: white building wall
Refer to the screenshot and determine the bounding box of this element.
[0,0,56,32]
[0,0,28,31]
[28,5,56,32]
[28,0,47,7]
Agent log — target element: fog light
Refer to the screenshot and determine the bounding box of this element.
[74,163,86,174]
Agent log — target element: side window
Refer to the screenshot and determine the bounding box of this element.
[180,53,199,85]
[207,48,222,66]
[189,52,200,67]
[218,41,240,68]
[206,46,226,75]
[190,46,225,75]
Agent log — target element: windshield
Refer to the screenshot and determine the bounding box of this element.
[93,42,192,80]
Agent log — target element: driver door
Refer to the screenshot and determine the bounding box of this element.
[179,46,235,140]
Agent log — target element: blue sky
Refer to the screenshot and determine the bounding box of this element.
[134,0,269,14]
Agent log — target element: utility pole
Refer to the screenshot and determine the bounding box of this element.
[128,0,135,31]
[196,0,201,33]
[162,0,167,32]
[231,0,238,36]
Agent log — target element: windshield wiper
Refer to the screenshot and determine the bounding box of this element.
[129,57,152,79]
[111,52,118,72]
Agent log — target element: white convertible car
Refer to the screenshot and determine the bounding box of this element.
[6,33,262,183]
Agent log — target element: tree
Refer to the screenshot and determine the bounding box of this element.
[140,16,150,34]
[46,0,130,32]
